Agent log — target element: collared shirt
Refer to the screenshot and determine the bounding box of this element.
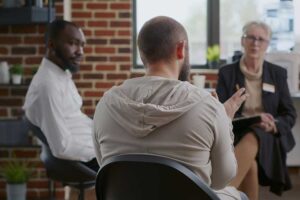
[23,58,95,162]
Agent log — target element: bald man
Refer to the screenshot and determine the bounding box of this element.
[93,16,248,200]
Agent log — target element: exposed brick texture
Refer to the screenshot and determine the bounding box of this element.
[0,1,66,199]
[0,0,216,118]
[0,0,218,124]
[0,1,218,199]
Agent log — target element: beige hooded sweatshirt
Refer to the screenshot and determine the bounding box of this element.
[93,76,240,199]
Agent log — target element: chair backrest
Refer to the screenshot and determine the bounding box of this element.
[23,116,96,187]
[96,154,220,200]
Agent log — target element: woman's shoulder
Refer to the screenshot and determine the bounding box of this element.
[219,60,240,74]
[264,61,288,82]
[264,60,287,74]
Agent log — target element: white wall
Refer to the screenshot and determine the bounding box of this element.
[288,97,300,166]
[63,0,71,21]
[293,0,300,52]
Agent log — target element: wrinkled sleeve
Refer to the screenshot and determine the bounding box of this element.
[93,100,105,166]
[210,102,237,190]
[92,132,102,166]
[93,110,102,166]
[32,85,94,162]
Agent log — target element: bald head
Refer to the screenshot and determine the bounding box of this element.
[137,16,188,65]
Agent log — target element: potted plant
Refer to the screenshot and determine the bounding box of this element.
[206,44,220,69]
[0,159,31,200]
[10,64,23,85]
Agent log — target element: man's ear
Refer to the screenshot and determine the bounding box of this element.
[48,39,55,50]
[47,39,57,56]
[176,40,186,60]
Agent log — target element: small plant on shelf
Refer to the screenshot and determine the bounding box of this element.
[1,159,31,184]
[9,64,23,84]
[9,64,23,75]
[0,158,32,200]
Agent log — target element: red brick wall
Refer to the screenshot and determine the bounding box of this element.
[0,0,64,118]
[70,0,218,116]
[0,1,66,199]
[0,0,218,119]
[0,1,217,199]
[71,0,137,116]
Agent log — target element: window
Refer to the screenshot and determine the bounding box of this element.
[133,0,298,69]
[133,0,207,68]
[220,0,295,60]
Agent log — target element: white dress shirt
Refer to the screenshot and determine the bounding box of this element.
[23,58,95,162]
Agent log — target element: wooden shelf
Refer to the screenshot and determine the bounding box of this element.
[0,7,55,25]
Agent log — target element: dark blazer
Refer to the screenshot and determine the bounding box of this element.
[216,60,297,153]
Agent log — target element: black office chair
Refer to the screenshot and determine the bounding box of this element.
[23,117,96,200]
[96,154,220,200]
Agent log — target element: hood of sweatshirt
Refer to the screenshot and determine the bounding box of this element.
[99,76,211,137]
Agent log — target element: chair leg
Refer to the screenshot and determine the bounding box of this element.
[78,187,85,200]
[48,180,55,200]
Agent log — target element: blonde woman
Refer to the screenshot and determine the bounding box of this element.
[216,21,296,200]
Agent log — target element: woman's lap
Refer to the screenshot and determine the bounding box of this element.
[233,127,291,194]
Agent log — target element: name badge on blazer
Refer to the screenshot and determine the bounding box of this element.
[262,83,275,93]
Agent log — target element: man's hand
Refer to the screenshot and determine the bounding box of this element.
[224,88,248,119]
[210,90,219,100]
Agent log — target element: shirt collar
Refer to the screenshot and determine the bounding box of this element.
[41,57,72,79]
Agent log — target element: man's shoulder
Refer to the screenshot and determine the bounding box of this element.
[29,71,64,95]
[184,83,223,110]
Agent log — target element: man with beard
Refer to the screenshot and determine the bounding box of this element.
[93,16,248,200]
[23,20,98,171]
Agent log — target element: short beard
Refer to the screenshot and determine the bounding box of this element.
[178,55,190,81]
[54,48,79,73]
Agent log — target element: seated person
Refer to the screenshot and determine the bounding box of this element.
[23,20,99,171]
[93,16,248,200]
[216,21,297,200]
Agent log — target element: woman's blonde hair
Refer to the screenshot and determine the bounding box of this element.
[242,21,272,39]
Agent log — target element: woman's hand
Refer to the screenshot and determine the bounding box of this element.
[224,88,248,119]
[257,113,278,134]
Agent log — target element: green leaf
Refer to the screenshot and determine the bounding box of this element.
[0,159,32,184]
[9,64,23,75]
[206,44,220,62]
